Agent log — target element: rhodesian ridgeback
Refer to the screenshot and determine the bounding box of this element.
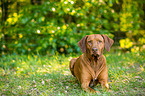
[69,34,114,93]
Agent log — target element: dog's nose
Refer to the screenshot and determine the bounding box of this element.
[92,48,98,52]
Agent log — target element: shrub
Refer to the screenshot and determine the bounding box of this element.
[1,0,145,55]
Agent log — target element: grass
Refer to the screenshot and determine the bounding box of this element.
[0,52,145,96]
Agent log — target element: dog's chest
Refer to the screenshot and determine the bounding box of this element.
[90,60,101,73]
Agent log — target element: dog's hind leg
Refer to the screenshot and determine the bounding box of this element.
[69,58,78,76]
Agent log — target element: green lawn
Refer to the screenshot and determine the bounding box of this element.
[0,52,145,96]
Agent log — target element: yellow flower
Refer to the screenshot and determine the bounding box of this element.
[119,39,125,48]
[62,25,67,30]
[71,10,75,15]
[41,17,45,22]
[7,18,12,23]
[65,44,68,48]
[60,48,64,52]
[119,38,133,49]
[15,41,18,44]
[121,43,125,48]
[86,3,91,7]
[140,65,144,72]
[131,46,139,53]
[126,42,133,48]
[139,38,145,44]
[0,68,5,76]
[79,13,84,16]
[13,13,17,17]
[80,23,84,26]
[19,34,23,38]
[49,38,53,42]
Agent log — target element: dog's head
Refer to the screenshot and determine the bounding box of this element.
[78,34,114,58]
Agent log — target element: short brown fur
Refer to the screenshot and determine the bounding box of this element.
[69,34,114,93]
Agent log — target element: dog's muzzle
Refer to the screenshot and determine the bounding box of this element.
[91,48,100,57]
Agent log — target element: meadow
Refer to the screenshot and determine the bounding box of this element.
[0,52,145,96]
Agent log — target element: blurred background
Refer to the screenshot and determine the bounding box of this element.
[1,0,145,56]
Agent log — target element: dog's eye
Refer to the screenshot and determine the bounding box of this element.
[88,41,91,44]
[99,40,102,43]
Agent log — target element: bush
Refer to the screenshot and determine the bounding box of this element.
[1,0,145,55]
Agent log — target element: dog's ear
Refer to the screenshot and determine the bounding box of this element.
[102,34,114,52]
[77,35,88,53]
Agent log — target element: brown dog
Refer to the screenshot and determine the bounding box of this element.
[69,34,114,93]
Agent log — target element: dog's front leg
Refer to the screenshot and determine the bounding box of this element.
[100,80,112,92]
[81,81,95,93]
[81,80,100,93]
[100,80,109,89]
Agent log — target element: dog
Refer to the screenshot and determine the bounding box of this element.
[69,34,114,93]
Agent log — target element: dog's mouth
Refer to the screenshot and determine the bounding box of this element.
[91,51,100,57]
[91,52,100,59]
[92,54,99,57]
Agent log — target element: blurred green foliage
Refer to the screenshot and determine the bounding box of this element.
[0,0,145,55]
